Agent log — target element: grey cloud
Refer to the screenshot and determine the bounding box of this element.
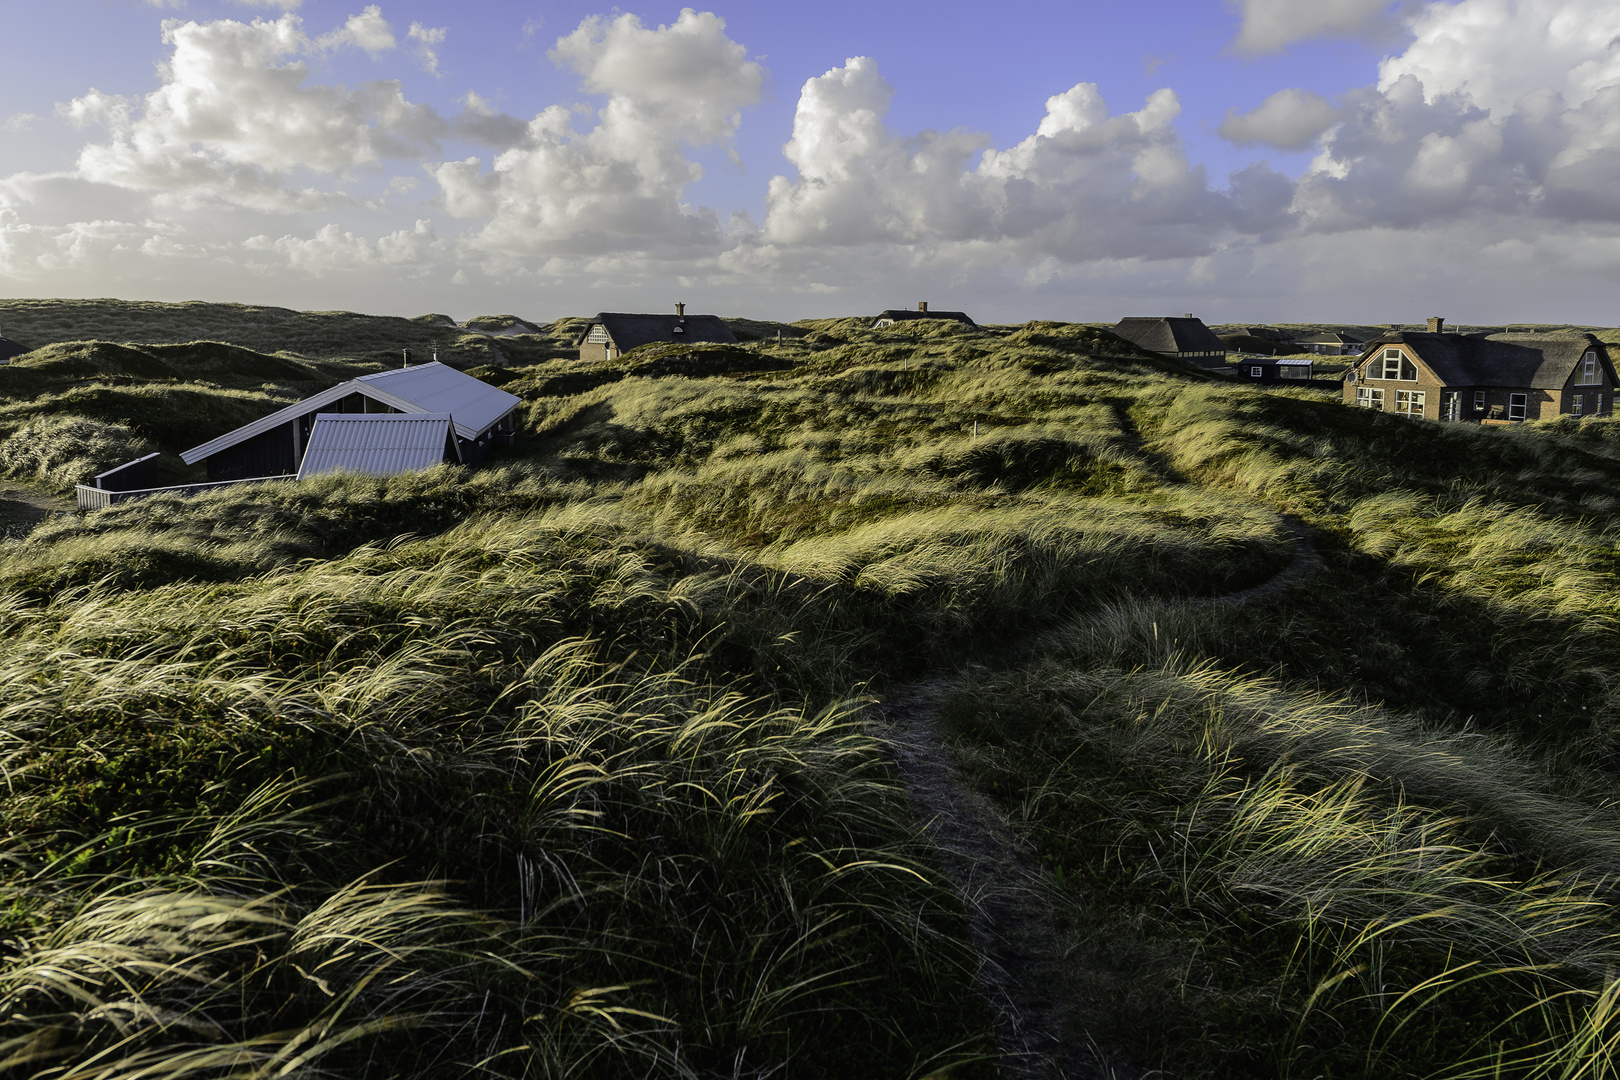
[1218,89,1342,150]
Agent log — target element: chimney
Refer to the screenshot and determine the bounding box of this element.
[402,348,412,367]
[1427,316,1445,334]
[918,301,928,313]
[1185,313,1194,319]
[676,302,686,317]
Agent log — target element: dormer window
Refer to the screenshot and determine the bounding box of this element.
[1374,348,1417,381]
[1579,351,1600,384]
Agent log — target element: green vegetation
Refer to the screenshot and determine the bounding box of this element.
[3,299,1620,1077]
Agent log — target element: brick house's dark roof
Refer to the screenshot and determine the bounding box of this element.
[578,313,737,351]
[1112,316,1228,354]
[0,336,26,363]
[874,309,977,327]
[1362,331,1613,389]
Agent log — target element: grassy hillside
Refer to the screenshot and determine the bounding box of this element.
[4,306,1620,1077]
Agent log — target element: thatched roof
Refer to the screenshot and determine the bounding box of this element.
[580,313,737,351]
[1111,316,1228,354]
[1365,331,1613,389]
[0,336,27,364]
[873,309,977,327]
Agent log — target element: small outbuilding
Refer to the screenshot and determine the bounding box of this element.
[1236,357,1316,382]
[1111,315,1230,368]
[576,305,737,362]
[296,412,462,481]
[180,361,520,480]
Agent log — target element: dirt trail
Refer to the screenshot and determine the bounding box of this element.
[0,480,72,539]
[876,515,1318,1079]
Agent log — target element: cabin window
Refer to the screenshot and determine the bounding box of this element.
[1579,352,1600,384]
[1380,349,1417,381]
[1473,390,1485,412]
[1250,366,1263,377]
[586,325,608,343]
[1395,389,1425,417]
[1509,392,1527,421]
[1357,386,1384,410]
[1572,395,1584,416]
[1279,365,1309,379]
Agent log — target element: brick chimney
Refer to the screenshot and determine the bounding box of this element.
[1427,316,1445,333]
[918,301,928,313]
[676,302,686,317]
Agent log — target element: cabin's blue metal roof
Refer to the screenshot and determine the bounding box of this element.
[181,361,519,465]
[355,362,520,439]
[296,413,460,481]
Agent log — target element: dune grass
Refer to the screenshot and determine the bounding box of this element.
[6,305,1620,1076]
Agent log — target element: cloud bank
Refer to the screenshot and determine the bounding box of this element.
[5,1,1620,320]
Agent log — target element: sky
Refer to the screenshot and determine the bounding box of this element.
[3,0,1620,325]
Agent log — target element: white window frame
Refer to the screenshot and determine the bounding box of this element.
[1380,348,1417,381]
[1572,394,1584,416]
[1395,389,1426,417]
[1473,390,1485,412]
[1250,366,1263,377]
[1357,386,1385,410]
[1580,352,1600,385]
[1509,392,1528,421]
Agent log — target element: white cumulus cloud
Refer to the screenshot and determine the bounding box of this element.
[408,22,447,75]
[431,8,763,258]
[756,58,1291,272]
[59,11,447,212]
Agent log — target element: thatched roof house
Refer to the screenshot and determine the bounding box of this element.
[1111,316,1230,368]
[872,302,977,329]
[1345,318,1616,421]
[576,305,737,362]
[0,335,27,365]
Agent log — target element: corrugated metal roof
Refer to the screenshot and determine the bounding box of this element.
[180,361,519,465]
[355,362,520,438]
[296,413,460,481]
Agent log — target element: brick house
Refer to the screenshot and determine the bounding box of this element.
[1343,318,1616,422]
[575,305,737,362]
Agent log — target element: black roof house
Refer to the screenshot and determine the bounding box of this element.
[1355,329,1610,389]
[873,302,976,328]
[0,333,27,365]
[1111,316,1231,368]
[576,305,737,361]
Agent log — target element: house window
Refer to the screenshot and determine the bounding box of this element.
[1250,366,1263,377]
[1279,365,1309,379]
[1572,395,1584,416]
[1579,352,1600,384]
[1380,349,1417,380]
[1357,386,1384,410]
[586,325,608,343]
[1473,390,1485,412]
[1395,389,1426,417]
[1509,392,1527,421]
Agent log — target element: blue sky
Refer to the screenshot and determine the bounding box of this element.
[3,0,1619,326]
